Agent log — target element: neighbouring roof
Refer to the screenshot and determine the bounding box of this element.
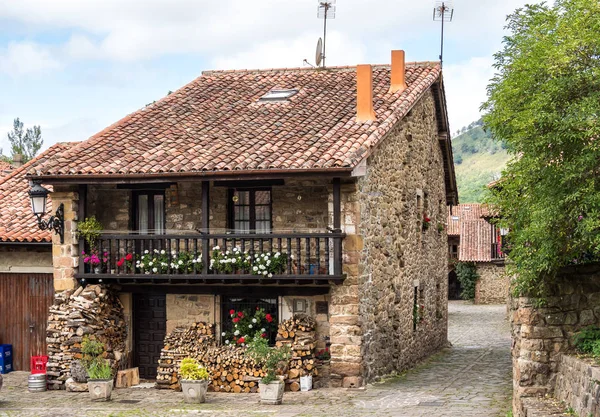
[447,203,490,236]
[458,219,493,263]
[0,143,78,243]
[0,161,13,176]
[26,63,457,203]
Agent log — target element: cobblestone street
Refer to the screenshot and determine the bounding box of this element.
[0,301,512,417]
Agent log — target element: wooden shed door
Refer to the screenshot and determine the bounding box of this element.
[133,294,166,379]
[0,273,54,371]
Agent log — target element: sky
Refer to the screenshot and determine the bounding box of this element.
[0,0,539,154]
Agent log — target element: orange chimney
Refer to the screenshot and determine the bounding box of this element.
[390,50,407,94]
[356,64,376,123]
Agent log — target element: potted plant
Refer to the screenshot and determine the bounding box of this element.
[78,216,103,249]
[179,358,210,403]
[246,335,291,405]
[82,336,113,401]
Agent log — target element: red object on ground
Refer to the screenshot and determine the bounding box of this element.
[30,356,48,374]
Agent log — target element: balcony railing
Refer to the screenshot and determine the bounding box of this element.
[77,232,346,285]
[491,242,506,261]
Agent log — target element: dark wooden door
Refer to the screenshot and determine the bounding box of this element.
[448,270,462,300]
[0,273,54,371]
[133,294,166,379]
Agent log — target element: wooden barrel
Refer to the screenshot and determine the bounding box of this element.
[28,373,47,392]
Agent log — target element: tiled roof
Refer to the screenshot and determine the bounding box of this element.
[458,219,493,262]
[447,203,490,236]
[28,63,443,179]
[0,161,13,176]
[0,143,78,242]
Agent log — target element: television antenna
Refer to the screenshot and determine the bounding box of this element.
[317,0,336,68]
[433,1,454,68]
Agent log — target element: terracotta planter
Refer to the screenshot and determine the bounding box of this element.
[181,380,208,403]
[259,380,285,405]
[87,379,113,401]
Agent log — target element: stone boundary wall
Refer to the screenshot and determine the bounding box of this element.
[511,263,600,416]
[554,354,600,417]
[475,262,509,305]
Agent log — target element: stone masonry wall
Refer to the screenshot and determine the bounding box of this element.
[0,245,52,273]
[50,186,80,291]
[166,294,215,334]
[356,91,449,381]
[511,264,600,416]
[87,185,129,231]
[475,262,509,305]
[554,354,600,417]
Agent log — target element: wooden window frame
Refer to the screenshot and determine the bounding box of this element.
[227,187,273,233]
[132,190,166,234]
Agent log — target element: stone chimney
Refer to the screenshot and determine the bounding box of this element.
[12,154,23,168]
[356,65,376,123]
[390,50,407,94]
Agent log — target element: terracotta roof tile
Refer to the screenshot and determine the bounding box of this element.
[458,219,493,262]
[0,143,79,242]
[28,63,442,179]
[447,203,490,236]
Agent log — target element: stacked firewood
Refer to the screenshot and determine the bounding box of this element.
[45,285,126,390]
[157,315,318,393]
[276,314,318,392]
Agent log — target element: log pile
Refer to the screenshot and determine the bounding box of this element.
[156,314,319,393]
[45,285,126,390]
[276,314,318,392]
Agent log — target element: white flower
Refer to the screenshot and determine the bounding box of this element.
[275,252,280,258]
[152,267,158,273]
[267,252,271,257]
[262,270,268,276]
[267,260,271,266]
[248,324,253,329]
[149,261,153,266]
[154,249,159,253]
[225,340,230,345]
[259,265,266,270]
[213,245,220,250]
[290,254,294,259]
[225,250,230,255]
[268,273,273,278]
[234,330,240,336]
[160,250,166,255]
[253,266,258,272]
[178,260,183,265]
[144,250,149,254]
[222,332,226,336]
[145,271,150,275]
[261,328,266,332]
[252,318,257,323]
[255,254,259,258]
[241,343,245,347]
[171,250,177,255]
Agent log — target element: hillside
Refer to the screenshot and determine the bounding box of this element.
[451,118,510,203]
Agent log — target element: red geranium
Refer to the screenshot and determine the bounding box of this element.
[261,333,267,338]
[230,309,235,315]
[237,311,244,318]
[237,337,245,344]
[233,317,239,323]
[265,313,273,323]
[125,253,133,261]
[116,258,125,267]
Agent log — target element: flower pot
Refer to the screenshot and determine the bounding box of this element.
[181,380,208,403]
[259,380,285,405]
[87,379,113,401]
[300,375,313,391]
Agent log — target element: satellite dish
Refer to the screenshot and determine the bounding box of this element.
[315,38,323,67]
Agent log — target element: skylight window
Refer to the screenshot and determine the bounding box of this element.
[451,216,459,221]
[259,89,298,102]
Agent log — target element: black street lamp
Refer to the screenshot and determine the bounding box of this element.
[28,182,64,244]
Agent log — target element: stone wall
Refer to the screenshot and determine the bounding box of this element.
[475,262,509,305]
[356,90,449,382]
[50,186,80,291]
[166,294,216,334]
[87,185,129,231]
[273,180,329,232]
[0,245,52,273]
[511,264,600,416]
[554,354,600,417]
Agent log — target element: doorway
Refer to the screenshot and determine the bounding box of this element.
[133,294,166,379]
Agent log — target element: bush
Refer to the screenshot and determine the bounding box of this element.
[456,262,479,300]
[87,360,113,380]
[245,335,291,384]
[179,358,210,381]
[573,326,600,354]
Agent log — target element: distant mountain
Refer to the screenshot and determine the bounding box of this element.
[451,118,510,203]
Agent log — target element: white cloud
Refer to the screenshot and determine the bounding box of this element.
[0,42,61,76]
[444,56,495,132]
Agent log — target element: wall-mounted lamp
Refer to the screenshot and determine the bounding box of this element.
[28,182,64,244]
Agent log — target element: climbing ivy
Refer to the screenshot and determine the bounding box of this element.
[456,262,479,300]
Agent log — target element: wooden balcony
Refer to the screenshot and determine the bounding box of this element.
[491,242,506,262]
[75,232,346,286]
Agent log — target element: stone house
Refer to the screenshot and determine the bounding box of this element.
[26,50,458,386]
[447,203,508,303]
[0,144,76,370]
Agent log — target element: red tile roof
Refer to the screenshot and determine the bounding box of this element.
[0,143,78,242]
[447,203,490,236]
[28,63,444,180]
[458,219,493,262]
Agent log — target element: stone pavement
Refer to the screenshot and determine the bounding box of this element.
[0,301,512,417]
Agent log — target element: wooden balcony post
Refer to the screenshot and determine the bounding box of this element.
[201,181,209,274]
[333,178,342,276]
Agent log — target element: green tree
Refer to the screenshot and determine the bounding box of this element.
[482,0,600,296]
[7,118,44,162]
